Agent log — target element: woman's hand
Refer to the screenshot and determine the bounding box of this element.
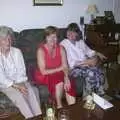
[18,85,28,95]
[78,60,92,67]
[83,58,98,67]
[63,67,69,75]
[75,57,98,67]
[12,84,28,95]
[64,78,71,92]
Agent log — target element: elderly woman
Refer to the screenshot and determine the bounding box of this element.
[0,26,42,119]
[61,23,105,97]
[34,26,76,108]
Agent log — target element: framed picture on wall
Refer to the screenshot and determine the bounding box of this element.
[33,0,63,6]
[104,11,115,23]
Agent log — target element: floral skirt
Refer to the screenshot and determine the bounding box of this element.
[70,66,105,96]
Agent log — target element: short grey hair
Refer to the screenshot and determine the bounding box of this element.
[0,26,15,40]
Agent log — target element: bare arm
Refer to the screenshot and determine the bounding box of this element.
[81,56,98,66]
[37,47,63,75]
[60,46,69,77]
[60,46,71,91]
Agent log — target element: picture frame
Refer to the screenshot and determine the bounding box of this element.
[33,0,63,6]
[104,11,115,24]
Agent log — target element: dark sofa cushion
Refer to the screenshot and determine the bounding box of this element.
[16,29,44,62]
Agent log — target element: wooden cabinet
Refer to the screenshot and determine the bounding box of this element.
[85,24,120,63]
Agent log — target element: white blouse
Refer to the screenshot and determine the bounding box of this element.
[0,47,28,89]
[60,39,96,69]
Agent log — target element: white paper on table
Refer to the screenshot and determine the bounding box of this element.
[92,93,113,110]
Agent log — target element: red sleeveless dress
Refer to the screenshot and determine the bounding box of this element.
[34,44,76,98]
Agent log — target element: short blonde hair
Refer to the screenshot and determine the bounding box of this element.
[0,26,14,40]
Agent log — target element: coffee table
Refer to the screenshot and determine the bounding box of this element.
[57,99,120,120]
[5,98,120,120]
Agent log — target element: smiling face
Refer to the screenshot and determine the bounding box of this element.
[46,33,57,48]
[67,30,78,41]
[66,23,81,41]
[0,35,12,52]
[44,26,58,48]
[0,26,14,53]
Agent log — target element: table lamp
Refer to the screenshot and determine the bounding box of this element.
[86,4,99,24]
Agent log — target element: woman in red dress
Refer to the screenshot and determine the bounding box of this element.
[34,26,76,108]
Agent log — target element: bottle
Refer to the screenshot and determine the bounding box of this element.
[46,107,55,120]
[45,98,56,120]
[58,109,70,120]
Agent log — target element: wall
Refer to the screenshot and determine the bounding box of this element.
[114,0,120,23]
[0,0,117,31]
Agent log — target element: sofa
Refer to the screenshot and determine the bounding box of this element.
[0,28,67,112]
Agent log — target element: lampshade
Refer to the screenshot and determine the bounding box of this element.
[86,4,99,15]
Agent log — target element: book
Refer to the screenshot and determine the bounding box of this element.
[93,93,113,110]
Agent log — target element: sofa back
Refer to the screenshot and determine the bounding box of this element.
[16,28,66,63]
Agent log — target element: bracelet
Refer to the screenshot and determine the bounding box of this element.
[63,68,69,73]
[12,84,18,89]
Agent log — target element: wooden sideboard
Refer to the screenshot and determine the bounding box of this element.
[85,24,120,63]
[85,24,120,32]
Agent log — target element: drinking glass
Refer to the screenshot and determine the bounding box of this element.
[58,109,70,120]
